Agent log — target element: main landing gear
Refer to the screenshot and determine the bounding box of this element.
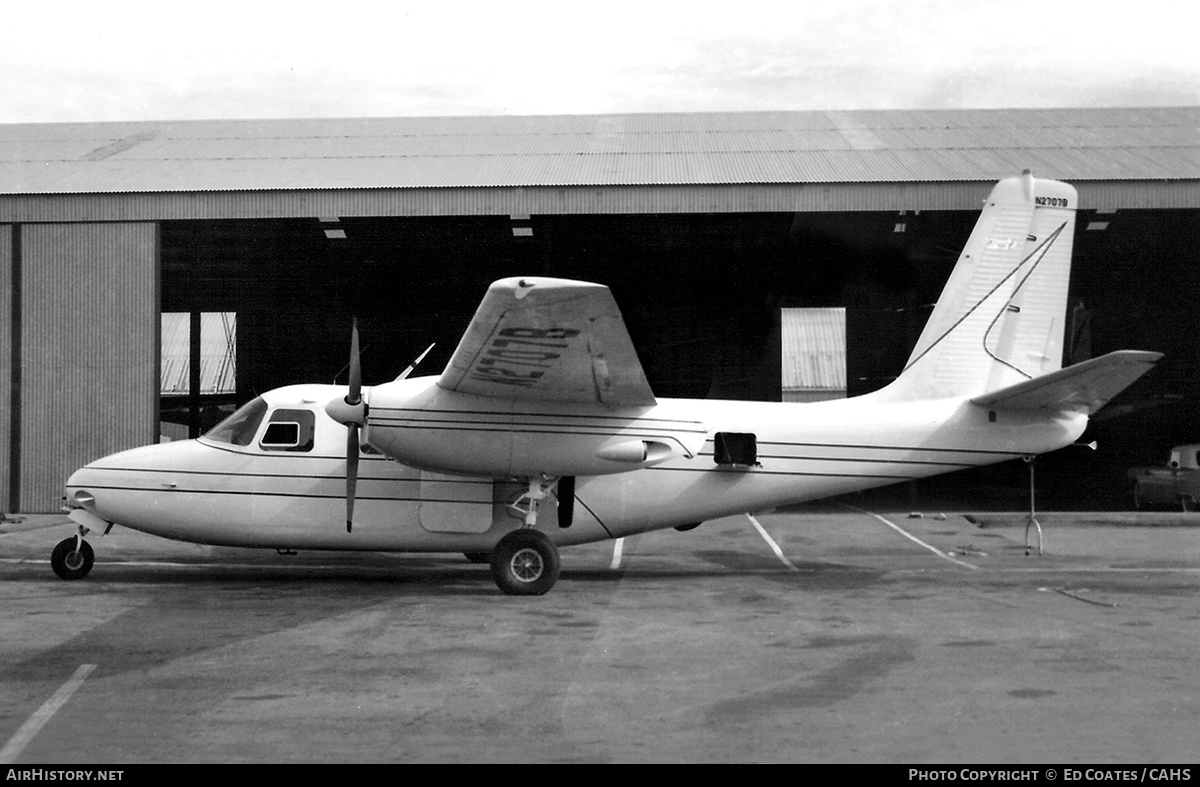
[51,533,94,580]
[490,529,560,596]
[488,476,562,596]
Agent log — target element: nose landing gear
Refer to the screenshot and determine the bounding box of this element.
[51,534,94,580]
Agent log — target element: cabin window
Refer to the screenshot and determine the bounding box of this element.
[262,422,300,447]
[260,409,315,452]
[203,397,267,446]
[713,432,758,466]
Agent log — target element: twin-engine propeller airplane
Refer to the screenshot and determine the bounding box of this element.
[57,173,1160,595]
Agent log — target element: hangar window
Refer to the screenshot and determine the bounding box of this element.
[161,311,238,440]
[713,432,758,466]
[260,409,315,452]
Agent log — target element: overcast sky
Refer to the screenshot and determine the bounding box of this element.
[2,0,1197,123]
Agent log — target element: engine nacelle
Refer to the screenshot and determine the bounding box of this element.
[363,377,706,478]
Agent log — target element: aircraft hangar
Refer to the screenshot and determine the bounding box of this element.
[2,107,1198,513]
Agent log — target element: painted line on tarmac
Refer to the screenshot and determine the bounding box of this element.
[0,663,96,764]
[746,513,800,571]
[610,538,625,570]
[842,505,980,570]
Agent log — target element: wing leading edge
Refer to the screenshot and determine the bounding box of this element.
[438,277,657,406]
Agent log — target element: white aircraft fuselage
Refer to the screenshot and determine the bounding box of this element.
[64,379,1086,553]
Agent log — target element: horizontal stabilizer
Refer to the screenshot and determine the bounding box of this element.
[971,350,1162,414]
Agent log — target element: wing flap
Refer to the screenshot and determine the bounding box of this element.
[438,277,656,406]
[971,350,1162,414]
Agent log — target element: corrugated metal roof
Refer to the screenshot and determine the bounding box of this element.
[0,107,1195,195]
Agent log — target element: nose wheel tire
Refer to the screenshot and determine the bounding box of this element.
[51,537,94,580]
[490,529,560,596]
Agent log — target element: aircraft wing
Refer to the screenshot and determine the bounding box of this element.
[437,277,657,406]
[971,350,1162,414]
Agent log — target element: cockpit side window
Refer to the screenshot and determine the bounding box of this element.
[260,409,316,452]
[203,397,268,446]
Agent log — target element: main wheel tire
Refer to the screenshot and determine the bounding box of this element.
[1183,496,1198,513]
[51,537,94,580]
[1132,481,1146,511]
[490,529,560,596]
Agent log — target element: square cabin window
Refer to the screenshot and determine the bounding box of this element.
[260,409,316,452]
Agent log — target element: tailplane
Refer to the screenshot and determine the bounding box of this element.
[971,350,1161,415]
[873,171,1078,402]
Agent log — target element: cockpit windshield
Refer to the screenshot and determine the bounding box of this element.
[202,397,268,446]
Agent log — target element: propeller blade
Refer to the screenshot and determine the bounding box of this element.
[346,425,359,533]
[347,319,362,405]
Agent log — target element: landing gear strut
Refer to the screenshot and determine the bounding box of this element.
[507,476,556,527]
[51,534,94,580]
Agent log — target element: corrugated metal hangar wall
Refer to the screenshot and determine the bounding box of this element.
[2,224,157,511]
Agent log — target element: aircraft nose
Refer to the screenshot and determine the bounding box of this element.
[64,440,194,510]
[64,462,103,510]
[63,439,208,533]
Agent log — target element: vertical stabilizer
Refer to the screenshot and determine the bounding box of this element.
[872,172,1077,402]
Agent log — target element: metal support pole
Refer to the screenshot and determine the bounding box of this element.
[1023,456,1043,556]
